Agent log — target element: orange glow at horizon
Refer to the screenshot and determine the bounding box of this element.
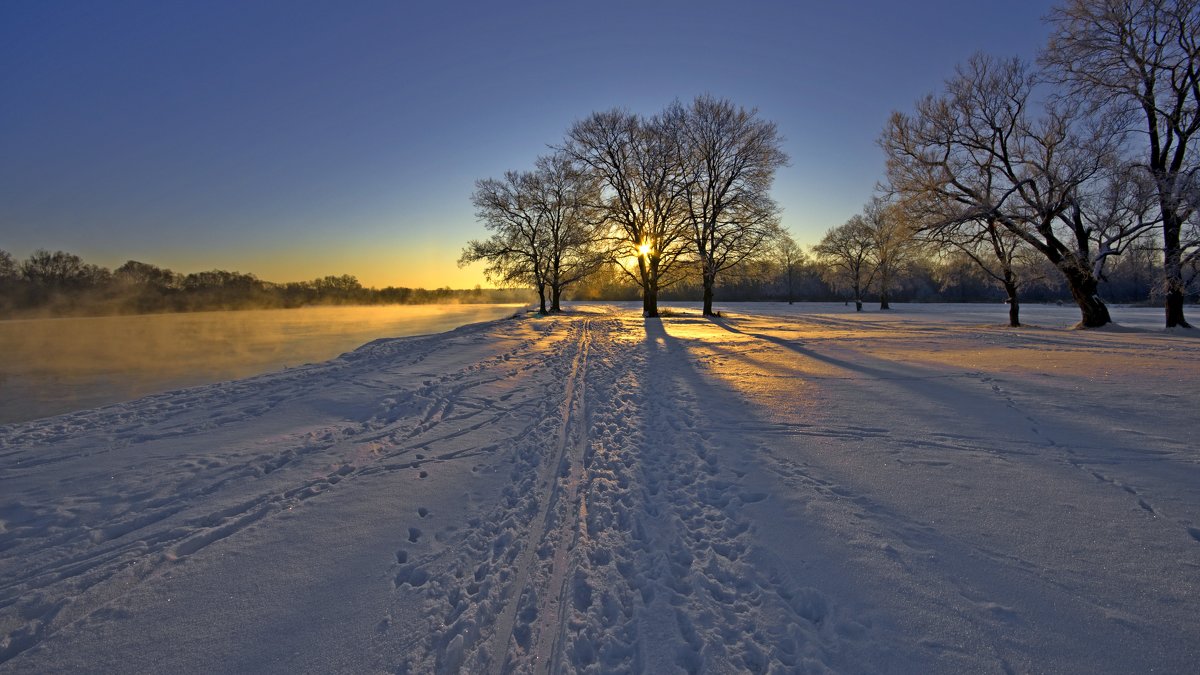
[248,249,494,289]
[77,241,495,291]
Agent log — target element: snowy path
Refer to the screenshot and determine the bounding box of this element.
[1,304,1197,673]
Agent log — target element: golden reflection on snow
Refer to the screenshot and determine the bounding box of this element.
[641,304,1200,427]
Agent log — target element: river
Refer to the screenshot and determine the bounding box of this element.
[0,304,526,424]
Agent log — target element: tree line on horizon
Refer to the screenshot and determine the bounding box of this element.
[0,249,531,317]
[565,231,1162,308]
[0,239,1171,320]
[462,0,1199,328]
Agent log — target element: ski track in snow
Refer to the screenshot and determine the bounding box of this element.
[1,303,1197,673]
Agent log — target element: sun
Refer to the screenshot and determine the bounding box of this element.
[637,243,651,257]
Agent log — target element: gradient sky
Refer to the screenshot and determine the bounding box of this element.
[1,0,1057,288]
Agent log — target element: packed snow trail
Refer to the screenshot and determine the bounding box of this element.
[1,304,1197,673]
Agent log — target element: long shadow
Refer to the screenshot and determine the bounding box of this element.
[640,314,1161,671]
[663,313,1200,671]
[635,316,924,671]
[708,313,1034,411]
[708,316,924,382]
[704,313,1200,478]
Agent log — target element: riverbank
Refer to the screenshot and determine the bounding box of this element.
[0,303,526,424]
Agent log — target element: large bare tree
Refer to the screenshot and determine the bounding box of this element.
[881,54,1138,327]
[1042,0,1200,327]
[671,95,789,316]
[565,109,691,317]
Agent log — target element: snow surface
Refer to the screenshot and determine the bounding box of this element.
[1,302,1197,673]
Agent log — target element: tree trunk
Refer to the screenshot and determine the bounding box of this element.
[1003,279,1020,328]
[551,260,562,314]
[1162,212,1191,328]
[644,290,658,317]
[879,290,890,310]
[1060,264,1110,328]
[643,257,660,317]
[536,283,547,315]
[1166,288,1188,328]
[855,300,863,312]
[701,272,716,316]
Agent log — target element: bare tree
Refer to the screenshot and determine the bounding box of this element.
[899,163,1054,326]
[1042,0,1200,327]
[672,95,789,316]
[0,249,17,313]
[928,213,1034,326]
[564,109,691,317]
[525,153,607,311]
[0,249,17,283]
[1084,160,1164,282]
[461,171,551,313]
[862,198,919,310]
[115,260,182,291]
[769,230,806,304]
[881,54,1136,327]
[814,215,877,311]
[20,249,110,291]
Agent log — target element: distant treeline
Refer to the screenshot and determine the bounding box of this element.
[566,244,1172,307]
[0,246,1179,320]
[0,249,532,318]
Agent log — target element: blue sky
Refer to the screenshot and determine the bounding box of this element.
[0,0,1056,288]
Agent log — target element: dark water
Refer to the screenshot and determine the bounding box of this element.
[0,304,525,424]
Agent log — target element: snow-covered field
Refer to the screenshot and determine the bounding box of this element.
[1,302,1197,673]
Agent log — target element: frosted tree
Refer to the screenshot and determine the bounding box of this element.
[525,153,607,312]
[814,215,876,311]
[862,198,919,310]
[881,54,1141,327]
[461,171,551,313]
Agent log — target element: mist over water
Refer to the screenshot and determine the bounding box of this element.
[0,304,525,424]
